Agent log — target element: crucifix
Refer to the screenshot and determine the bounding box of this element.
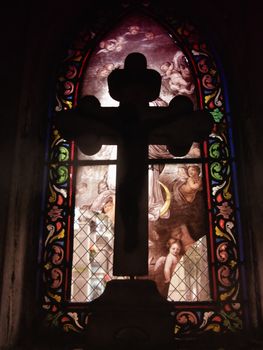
[56,52,213,277]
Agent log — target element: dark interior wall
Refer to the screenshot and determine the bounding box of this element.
[211,0,263,327]
[0,0,263,348]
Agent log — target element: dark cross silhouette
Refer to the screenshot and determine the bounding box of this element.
[56,52,213,276]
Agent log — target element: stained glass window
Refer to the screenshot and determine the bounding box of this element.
[40,6,247,337]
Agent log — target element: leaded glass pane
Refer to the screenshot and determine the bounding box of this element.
[71,164,116,301]
[168,236,210,301]
[71,13,211,302]
[147,162,210,300]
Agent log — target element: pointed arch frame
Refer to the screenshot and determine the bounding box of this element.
[39,4,248,338]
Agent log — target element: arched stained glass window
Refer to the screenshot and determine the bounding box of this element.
[40,6,247,338]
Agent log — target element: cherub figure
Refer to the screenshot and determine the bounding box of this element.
[97,36,126,54]
[173,165,202,205]
[127,25,140,35]
[152,238,183,298]
[160,51,195,96]
[163,238,183,283]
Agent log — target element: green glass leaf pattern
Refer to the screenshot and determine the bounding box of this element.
[221,311,242,332]
[58,146,69,162]
[209,142,220,158]
[45,311,63,327]
[211,162,223,180]
[211,108,223,122]
[56,166,68,184]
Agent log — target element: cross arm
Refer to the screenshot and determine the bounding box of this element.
[148,108,213,156]
[55,96,120,155]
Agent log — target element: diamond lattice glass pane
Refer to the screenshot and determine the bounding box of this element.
[71,207,115,302]
[71,165,117,302]
[167,236,211,301]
